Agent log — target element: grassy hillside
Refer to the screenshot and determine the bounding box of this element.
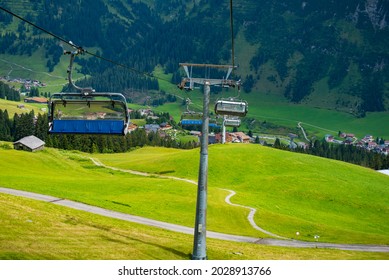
[242,92,389,139]
[0,51,85,94]
[1,143,388,246]
[0,98,44,115]
[2,193,388,260]
[95,145,389,245]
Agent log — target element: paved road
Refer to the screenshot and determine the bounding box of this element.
[1,186,389,253]
[297,122,310,142]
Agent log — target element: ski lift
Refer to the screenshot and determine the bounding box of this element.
[48,92,129,135]
[180,97,203,127]
[180,119,219,128]
[215,77,247,117]
[224,117,241,127]
[48,48,130,135]
[214,99,248,117]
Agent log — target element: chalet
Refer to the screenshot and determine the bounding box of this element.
[215,132,233,143]
[340,132,355,139]
[127,123,138,132]
[138,108,153,117]
[144,124,160,133]
[160,123,173,130]
[363,135,374,142]
[367,141,378,149]
[325,134,334,142]
[231,132,251,143]
[24,97,48,104]
[13,135,45,152]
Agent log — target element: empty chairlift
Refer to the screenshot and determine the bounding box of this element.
[214,99,248,117]
[48,48,130,135]
[223,117,241,127]
[48,92,129,135]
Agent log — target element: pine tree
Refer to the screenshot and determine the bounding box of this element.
[34,113,48,141]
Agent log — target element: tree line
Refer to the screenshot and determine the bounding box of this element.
[0,81,21,101]
[273,138,389,170]
[2,107,387,170]
[0,109,198,152]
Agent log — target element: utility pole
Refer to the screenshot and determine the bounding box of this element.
[178,63,238,260]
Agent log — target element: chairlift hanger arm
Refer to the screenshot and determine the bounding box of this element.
[178,63,240,91]
[179,63,237,69]
[178,77,240,90]
[64,49,95,95]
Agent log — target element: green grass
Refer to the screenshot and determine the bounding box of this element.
[95,145,389,245]
[0,50,85,94]
[1,144,389,259]
[242,92,389,139]
[0,98,43,116]
[2,193,387,260]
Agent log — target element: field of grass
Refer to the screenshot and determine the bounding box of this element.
[0,51,85,94]
[95,145,389,245]
[2,142,386,246]
[0,98,45,116]
[234,92,389,139]
[3,193,387,260]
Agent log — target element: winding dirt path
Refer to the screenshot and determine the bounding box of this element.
[220,188,287,239]
[89,157,287,239]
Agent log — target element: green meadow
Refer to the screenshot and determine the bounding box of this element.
[0,99,44,116]
[1,143,389,248]
[95,145,389,245]
[242,93,389,139]
[2,193,388,260]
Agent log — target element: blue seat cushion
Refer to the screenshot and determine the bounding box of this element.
[50,120,125,134]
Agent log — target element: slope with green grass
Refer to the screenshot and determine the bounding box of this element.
[3,193,388,260]
[1,143,389,247]
[1,143,389,259]
[95,145,389,245]
[0,98,42,116]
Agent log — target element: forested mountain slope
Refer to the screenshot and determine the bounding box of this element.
[0,0,388,115]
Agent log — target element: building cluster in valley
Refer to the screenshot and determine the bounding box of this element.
[132,108,252,144]
[325,133,389,155]
[0,76,46,91]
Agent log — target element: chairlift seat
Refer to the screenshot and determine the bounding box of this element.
[50,119,127,135]
[48,92,130,135]
[214,100,248,117]
[180,112,203,120]
[181,119,219,128]
[224,118,241,127]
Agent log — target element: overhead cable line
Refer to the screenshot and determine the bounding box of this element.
[0,6,172,84]
[229,0,235,70]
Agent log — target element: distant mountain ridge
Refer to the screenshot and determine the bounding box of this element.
[0,0,388,115]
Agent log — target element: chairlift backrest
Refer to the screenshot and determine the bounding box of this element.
[181,111,203,120]
[214,99,248,117]
[48,92,130,135]
[224,117,241,127]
